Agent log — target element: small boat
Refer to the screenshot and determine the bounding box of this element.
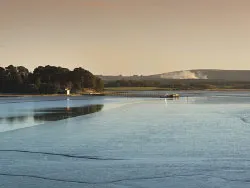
[160,93,180,98]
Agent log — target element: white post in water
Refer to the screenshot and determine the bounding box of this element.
[65,88,70,96]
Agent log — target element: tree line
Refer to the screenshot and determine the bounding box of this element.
[105,79,250,90]
[105,79,161,87]
[0,65,104,94]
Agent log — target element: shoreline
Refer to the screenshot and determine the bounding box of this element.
[0,94,82,97]
[1,89,250,97]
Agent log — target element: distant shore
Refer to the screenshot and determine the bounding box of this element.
[0,94,82,97]
[104,87,250,92]
[1,88,250,98]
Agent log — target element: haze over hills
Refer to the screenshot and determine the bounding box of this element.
[99,69,250,82]
[154,70,250,81]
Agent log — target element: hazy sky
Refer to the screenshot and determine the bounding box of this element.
[1,0,250,75]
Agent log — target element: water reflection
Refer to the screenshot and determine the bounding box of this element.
[0,116,29,123]
[34,105,103,121]
[0,104,103,124]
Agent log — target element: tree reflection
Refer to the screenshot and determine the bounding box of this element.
[0,115,28,123]
[0,104,103,123]
[34,104,103,121]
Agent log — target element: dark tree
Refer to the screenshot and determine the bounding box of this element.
[0,65,104,94]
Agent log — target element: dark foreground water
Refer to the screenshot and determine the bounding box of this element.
[1,91,250,188]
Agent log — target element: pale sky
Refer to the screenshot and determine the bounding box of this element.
[1,0,250,75]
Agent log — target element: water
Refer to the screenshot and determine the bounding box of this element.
[1,92,250,188]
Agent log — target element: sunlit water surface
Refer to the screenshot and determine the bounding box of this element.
[1,92,250,188]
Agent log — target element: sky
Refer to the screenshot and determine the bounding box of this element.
[1,0,250,75]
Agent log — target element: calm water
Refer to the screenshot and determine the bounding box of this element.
[1,91,250,188]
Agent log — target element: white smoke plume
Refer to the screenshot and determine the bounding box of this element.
[160,71,207,79]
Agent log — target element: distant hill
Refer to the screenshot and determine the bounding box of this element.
[155,70,250,81]
[99,69,250,82]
